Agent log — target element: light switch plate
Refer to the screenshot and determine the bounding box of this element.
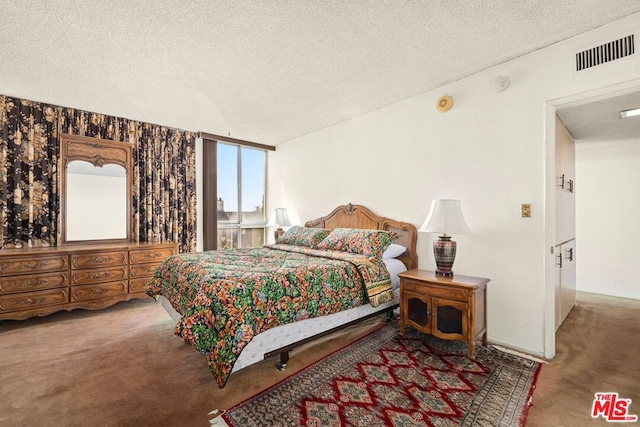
[521,204,531,218]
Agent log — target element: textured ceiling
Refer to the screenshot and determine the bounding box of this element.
[1,1,640,145]
[557,91,640,143]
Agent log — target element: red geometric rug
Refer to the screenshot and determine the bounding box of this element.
[211,323,541,426]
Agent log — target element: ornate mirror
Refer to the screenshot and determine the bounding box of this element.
[59,134,132,244]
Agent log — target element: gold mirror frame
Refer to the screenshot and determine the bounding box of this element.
[59,133,133,245]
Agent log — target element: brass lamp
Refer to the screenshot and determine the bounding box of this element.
[267,208,292,241]
[419,199,470,277]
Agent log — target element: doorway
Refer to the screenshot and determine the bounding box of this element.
[544,80,640,359]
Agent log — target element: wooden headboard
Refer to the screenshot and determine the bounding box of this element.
[305,203,418,270]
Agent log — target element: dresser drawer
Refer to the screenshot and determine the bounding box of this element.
[70,282,128,302]
[71,267,129,286]
[0,255,68,276]
[129,262,162,279]
[70,251,128,270]
[130,247,176,265]
[402,279,467,301]
[0,272,69,294]
[129,278,152,293]
[0,288,69,313]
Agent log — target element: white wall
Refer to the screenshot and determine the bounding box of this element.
[268,13,640,357]
[576,139,640,299]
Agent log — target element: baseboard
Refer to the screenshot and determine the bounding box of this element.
[486,338,546,361]
[577,289,640,301]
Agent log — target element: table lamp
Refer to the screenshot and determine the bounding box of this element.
[419,199,470,277]
[267,208,292,241]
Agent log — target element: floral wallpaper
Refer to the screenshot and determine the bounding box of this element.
[0,94,196,252]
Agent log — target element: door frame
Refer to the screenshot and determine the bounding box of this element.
[543,78,640,359]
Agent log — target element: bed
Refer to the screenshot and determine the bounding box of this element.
[147,203,417,388]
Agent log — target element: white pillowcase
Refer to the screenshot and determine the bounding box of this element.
[382,243,407,259]
[383,258,407,289]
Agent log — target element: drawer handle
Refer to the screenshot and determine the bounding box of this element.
[22,260,49,269]
[144,252,162,259]
[91,256,110,263]
[20,279,49,287]
[21,297,34,305]
[90,288,103,294]
[89,272,109,279]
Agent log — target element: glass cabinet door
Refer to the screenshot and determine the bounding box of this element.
[406,292,432,333]
[431,298,467,340]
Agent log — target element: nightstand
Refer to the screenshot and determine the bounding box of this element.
[398,269,490,359]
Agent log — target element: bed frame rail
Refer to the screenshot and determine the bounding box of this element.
[264,304,398,370]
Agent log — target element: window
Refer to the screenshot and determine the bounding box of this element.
[201,133,274,251]
[216,143,266,249]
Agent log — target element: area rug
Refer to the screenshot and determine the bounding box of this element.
[210,324,541,426]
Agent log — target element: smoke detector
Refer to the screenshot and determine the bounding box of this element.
[491,76,510,92]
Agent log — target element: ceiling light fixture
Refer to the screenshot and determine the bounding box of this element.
[620,108,640,118]
[436,95,453,112]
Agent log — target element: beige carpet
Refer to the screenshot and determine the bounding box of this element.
[0,298,387,427]
[526,292,640,426]
[0,291,638,426]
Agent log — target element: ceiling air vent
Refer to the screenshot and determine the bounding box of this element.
[575,34,634,71]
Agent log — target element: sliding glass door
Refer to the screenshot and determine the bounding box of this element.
[216,142,266,249]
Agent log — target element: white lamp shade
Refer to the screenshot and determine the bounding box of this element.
[267,208,292,227]
[419,199,470,235]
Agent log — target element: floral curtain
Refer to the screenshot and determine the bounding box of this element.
[0,95,196,252]
[134,124,197,252]
[0,96,58,248]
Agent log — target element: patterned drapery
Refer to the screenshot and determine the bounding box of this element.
[0,96,58,248]
[133,124,196,252]
[0,95,196,252]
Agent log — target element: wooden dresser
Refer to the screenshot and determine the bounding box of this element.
[0,242,177,321]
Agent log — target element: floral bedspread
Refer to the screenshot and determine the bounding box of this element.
[146,244,392,387]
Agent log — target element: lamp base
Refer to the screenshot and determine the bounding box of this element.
[435,270,454,278]
[433,235,457,277]
[274,228,285,241]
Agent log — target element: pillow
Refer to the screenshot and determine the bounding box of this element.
[383,258,407,290]
[316,228,396,258]
[382,243,407,259]
[276,226,331,248]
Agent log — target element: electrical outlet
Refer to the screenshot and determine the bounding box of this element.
[521,204,531,218]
